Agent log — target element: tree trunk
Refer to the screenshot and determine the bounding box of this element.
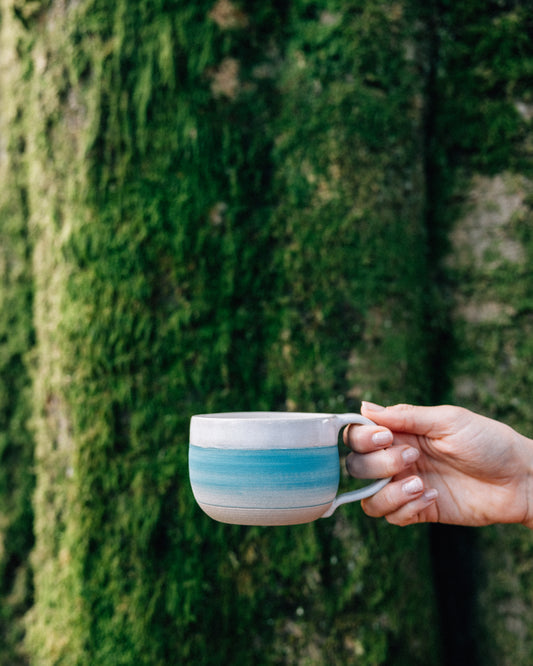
[2,0,532,665]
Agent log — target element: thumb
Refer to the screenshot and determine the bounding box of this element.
[361,402,462,438]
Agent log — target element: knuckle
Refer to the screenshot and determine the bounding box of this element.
[362,484,397,519]
[342,424,354,445]
[394,403,416,429]
[386,513,410,527]
[380,450,401,477]
[361,498,381,519]
[345,453,358,476]
[380,483,397,506]
[442,404,468,422]
[385,514,404,526]
[396,403,415,411]
[345,424,372,449]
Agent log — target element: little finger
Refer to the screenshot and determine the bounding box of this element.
[361,475,425,518]
[383,489,439,527]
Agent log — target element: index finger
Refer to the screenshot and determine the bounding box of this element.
[343,424,393,453]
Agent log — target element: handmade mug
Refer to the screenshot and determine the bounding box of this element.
[189,412,391,526]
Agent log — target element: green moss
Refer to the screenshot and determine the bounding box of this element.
[268,0,431,410]
[0,3,35,663]
[433,1,533,176]
[7,0,532,664]
[11,1,442,664]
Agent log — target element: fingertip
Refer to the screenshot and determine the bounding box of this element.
[423,488,439,503]
[371,430,393,447]
[401,446,420,466]
[361,401,386,412]
[401,476,424,496]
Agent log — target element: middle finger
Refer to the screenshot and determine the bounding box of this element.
[346,445,420,479]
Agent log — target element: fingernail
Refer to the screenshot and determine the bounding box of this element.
[362,401,385,412]
[423,489,438,503]
[402,477,424,496]
[371,430,392,447]
[401,447,420,465]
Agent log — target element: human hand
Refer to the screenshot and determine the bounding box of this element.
[344,402,533,527]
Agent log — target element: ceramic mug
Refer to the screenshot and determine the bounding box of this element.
[189,412,391,526]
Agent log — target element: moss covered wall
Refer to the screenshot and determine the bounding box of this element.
[430,2,533,663]
[0,1,440,664]
[0,5,35,663]
[0,0,532,665]
[268,1,431,411]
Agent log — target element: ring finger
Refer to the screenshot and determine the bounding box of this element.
[361,475,428,518]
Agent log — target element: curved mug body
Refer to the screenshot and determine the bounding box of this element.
[189,411,390,526]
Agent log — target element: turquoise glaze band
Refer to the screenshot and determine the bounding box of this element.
[189,445,339,510]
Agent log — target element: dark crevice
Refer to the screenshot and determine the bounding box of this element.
[430,525,481,666]
[422,3,481,665]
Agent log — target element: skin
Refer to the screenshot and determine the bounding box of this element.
[344,402,533,528]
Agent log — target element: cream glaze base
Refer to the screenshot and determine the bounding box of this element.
[198,501,332,526]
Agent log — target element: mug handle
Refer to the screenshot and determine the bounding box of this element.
[321,413,392,518]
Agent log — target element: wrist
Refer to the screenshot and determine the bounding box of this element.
[518,434,533,529]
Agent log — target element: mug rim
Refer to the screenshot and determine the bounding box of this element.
[190,411,343,449]
[192,411,334,420]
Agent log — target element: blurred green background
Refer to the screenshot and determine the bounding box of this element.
[0,0,532,664]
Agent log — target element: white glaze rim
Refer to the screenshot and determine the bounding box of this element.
[190,411,373,449]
